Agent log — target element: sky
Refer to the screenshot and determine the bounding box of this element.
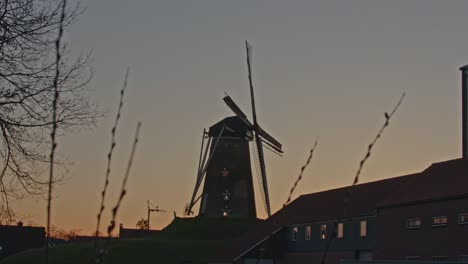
[14,0,468,234]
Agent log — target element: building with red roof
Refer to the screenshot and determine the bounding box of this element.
[208,66,468,264]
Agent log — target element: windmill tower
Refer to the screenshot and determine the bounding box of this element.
[185,41,283,218]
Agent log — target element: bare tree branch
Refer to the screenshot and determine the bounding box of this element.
[284,137,319,206]
[0,0,99,221]
[95,68,129,247]
[94,122,142,263]
[45,0,65,262]
[320,92,406,264]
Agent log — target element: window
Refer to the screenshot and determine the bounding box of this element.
[432,256,448,262]
[305,226,311,240]
[337,223,344,238]
[360,220,367,237]
[432,216,448,227]
[320,224,327,239]
[221,205,231,217]
[459,255,468,263]
[221,168,230,177]
[459,213,468,224]
[357,250,373,261]
[291,227,298,241]
[222,190,231,201]
[406,256,421,261]
[407,218,421,229]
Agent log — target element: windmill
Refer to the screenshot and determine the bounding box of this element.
[147,200,168,230]
[185,41,283,218]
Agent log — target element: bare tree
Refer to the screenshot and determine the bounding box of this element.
[136,218,149,230]
[47,225,81,241]
[0,0,98,222]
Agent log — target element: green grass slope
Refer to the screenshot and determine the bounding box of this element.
[0,217,259,264]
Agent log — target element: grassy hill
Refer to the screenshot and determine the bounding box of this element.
[0,217,259,264]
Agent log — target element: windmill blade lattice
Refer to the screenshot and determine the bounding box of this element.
[245,40,273,217]
[251,138,268,215]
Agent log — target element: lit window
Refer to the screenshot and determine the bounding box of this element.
[305,226,311,240]
[406,256,421,261]
[360,220,367,237]
[320,224,327,239]
[221,206,231,217]
[337,223,344,238]
[432,256,448,262]
[222,190,231,201]
[292,227,298,241]
[432,216,448,226]
[459,214,468,224]
[407,218,421,229]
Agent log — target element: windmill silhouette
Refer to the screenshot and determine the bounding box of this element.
[185,41,283,218]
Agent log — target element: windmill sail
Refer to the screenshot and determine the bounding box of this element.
[188,41,283,218]
[246,41,258,125]
[224,95,283,156]
[245,41,272,217]
[251,138,268,215]
[223,95,253,127]
[258,126,282,153]
[255,135,271,216]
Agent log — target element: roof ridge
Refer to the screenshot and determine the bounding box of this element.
[295,170,421,200]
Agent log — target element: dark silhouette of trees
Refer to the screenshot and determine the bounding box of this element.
[48,225,81,241]
[0,0,98,222]
[136,218,149,230]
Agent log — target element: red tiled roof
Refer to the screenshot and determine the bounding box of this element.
[209,158,468,263]
[378,158,468,207]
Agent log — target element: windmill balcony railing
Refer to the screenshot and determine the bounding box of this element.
[341,260,468,264]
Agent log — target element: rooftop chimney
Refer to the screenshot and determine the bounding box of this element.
[460,65,468,159]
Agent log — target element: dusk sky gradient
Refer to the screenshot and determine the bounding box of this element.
[15,0,468,234]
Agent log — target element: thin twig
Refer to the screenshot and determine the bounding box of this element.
[350,93,406,187]
[255,137,319,263]
[320,92,406,264]
[46,1,66,263]
[94,122,142,263]
[108,122,141,235]
[94,68,129,248]
[284,137,319,206]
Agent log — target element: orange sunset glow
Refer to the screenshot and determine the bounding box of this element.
[2,1,468,264]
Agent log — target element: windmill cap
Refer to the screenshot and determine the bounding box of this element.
[459,64,468,71]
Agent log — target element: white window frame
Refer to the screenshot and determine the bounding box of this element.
[360,220,367,237]
[459,213,468,225]
[305,226,311,240]
[407,218,421,229]
[337,223,344,239]
[291,227,298,241]
[432,216,448,227]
